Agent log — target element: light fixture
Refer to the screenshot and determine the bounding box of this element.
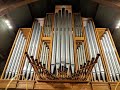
[116,25,119,29]
[4,19,13,29]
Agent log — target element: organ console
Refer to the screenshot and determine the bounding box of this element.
[0,5,120,90]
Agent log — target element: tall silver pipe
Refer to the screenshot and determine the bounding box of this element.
[78,46,82,65]
[80,44,84,65]
[82,43,87,63]
[51,13,57,73]
[69,32,74,65]
[46,48,49,69]
[56,11,61,70]
[43,45,47,65]
[42,44,46,66]
[61,29,65,66]
[56,30,60,65]
[77,48,80,69]
[40,42,44,63]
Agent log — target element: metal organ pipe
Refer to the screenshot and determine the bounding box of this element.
[56,10,61,72]
[51,14,57,74]
[61,9,65,67]
[56,27,60,71]
[46,48,49,69]
[69,25,74,73]
[65,11,70,72]
[82,43,87,63]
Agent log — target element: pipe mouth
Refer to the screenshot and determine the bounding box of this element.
[25,52,27,54]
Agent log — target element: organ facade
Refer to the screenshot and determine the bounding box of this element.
[0,5,120,90]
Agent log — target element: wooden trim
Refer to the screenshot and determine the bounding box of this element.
[0,80,120,89]
[74,37,84,41]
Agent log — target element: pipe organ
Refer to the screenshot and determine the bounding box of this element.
[0,5,120,90]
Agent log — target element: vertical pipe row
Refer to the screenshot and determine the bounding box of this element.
[77,43,86,69]
[51,9,74,75]
[74,13,82,37]
[89,21,105,81]
[101,31,120,81]
[85,24,97,81]
[4,30,26,79]
[22,21,41,80]
[40,42,49,69]
[44,15,52,37]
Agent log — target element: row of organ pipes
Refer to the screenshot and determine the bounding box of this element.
[51,10,75,76]
[1,6,120,82]
[4,30,26,79]
[101,31,120,81]
[44,14,52,37]
[23,21,41,80]
[84,20,105,81]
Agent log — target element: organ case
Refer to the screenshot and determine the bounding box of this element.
[0,5,120,90]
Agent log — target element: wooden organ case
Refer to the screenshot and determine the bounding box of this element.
[0,5,120,90]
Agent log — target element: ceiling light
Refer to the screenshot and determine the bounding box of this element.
[8,25,12,29]
[4,19,13,29]
[116,25,119,29]
[5,20,9,24]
